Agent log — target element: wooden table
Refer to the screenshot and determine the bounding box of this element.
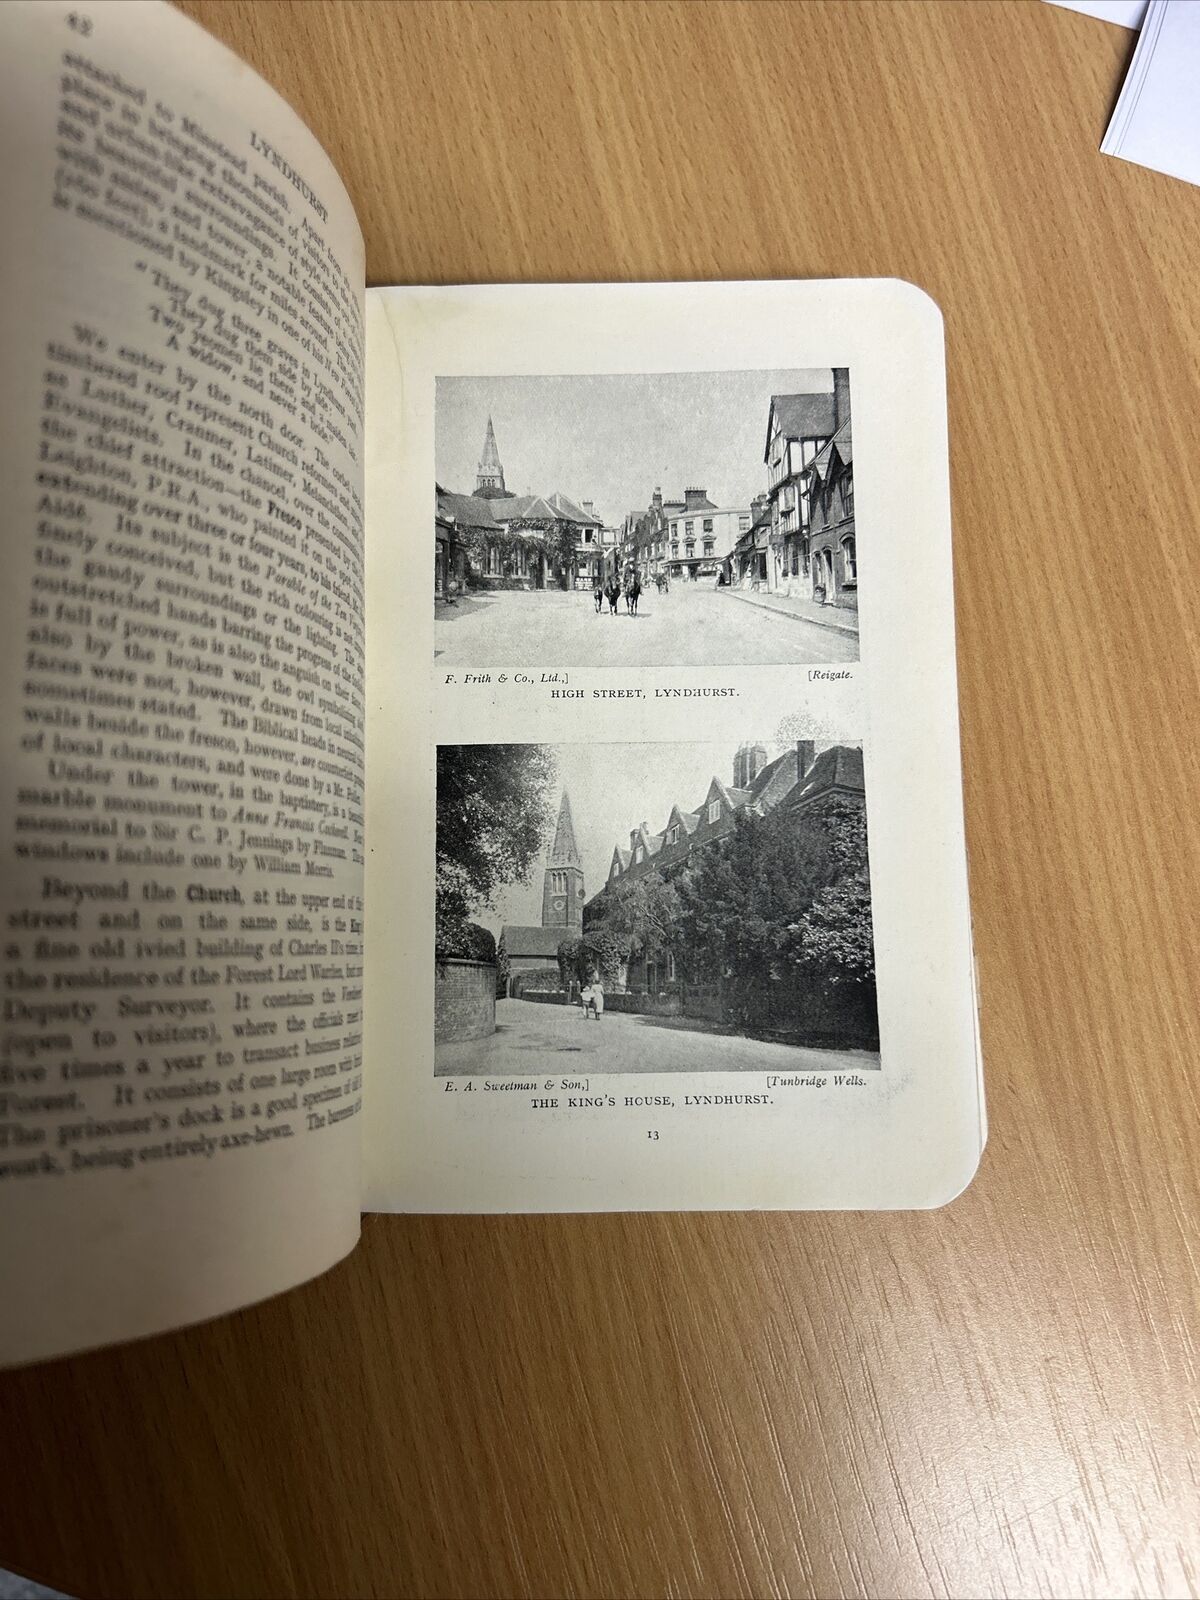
[4,3,1198,1595]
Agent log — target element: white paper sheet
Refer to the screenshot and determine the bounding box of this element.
[1102,0,1200,188]
[1044,0,1147,28]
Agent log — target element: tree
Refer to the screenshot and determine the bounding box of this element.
[548,518,579,587]
[782,871,875,982]
[672,808,838,1016]
[558,930,625,990]
[776,794,874,984]
[586,870,680,960]
[804,792,869,875]
[557,936,582,993]
[436,744,556,956]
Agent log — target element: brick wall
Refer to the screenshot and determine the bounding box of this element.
[434,958,496,1042]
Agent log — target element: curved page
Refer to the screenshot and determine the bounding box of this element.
[0,1,365,1366]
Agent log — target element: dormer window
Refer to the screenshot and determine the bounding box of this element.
[634,845,644,864]
[666,824,680,845]
[708,800,721,823]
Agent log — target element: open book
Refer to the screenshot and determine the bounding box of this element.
[0,0,984,1368]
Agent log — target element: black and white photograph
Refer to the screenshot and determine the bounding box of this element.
[435,737,879,1076]
[434,369,858,668]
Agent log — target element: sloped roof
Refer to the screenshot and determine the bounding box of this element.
[488,494,563,523]
[810,420,853,481]
[765,391,837,461]
[500,925,568,959]
[789,744,865,807]
[745,749,800,814]
[437,487,502,530]
[666,805,701,836]
[548,492,602,526]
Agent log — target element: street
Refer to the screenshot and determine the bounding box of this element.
[434,584,859,668]
[435,997,880,1075]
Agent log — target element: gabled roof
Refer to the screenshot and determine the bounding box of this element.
[499,925,568,959]
[436,487,503,530]
[629,822,664,859]
[488,494,566,523]
[548,492,602,526]
[764,391,837,462]
[666,804,700,837]
[810,420,853,482]
[704,776,749,812]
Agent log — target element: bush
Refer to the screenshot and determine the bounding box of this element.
[520,967,563,994]
[436,920,496,964]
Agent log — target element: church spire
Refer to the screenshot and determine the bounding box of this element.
[541,791,584,929]
[476,415,506,496]
[549,791,582,868]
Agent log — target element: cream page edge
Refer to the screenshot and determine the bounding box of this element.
[361,279,981,1214]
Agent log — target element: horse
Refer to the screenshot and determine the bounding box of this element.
[625,574,642,616]
[605,577,621,615]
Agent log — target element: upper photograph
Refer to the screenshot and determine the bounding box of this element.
[434,368,858,668]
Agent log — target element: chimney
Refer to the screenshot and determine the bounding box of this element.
[833,368,851,429]
[630,828,640,852]
[582,500,594,517]
[733,742,767,790]
[652,487,663,509]
[684,487,709,510]
[796,740,815,779]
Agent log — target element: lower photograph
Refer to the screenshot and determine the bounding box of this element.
[435,737,880,1075]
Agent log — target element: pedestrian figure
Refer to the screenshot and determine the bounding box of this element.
[605,576,621,615]
[593,576,604,614]
[581,979,604,1020]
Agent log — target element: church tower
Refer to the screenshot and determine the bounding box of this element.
[733,742,768,790]
[541,791,584,930]
[476,415,506,497]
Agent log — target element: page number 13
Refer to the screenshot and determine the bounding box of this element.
[647,1130,659,1141]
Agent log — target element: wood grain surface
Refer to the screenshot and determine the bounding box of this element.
[3,2,1199,1596]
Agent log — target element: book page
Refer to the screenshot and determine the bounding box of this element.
[0,1,365,1366]
[363,280,982,1214]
